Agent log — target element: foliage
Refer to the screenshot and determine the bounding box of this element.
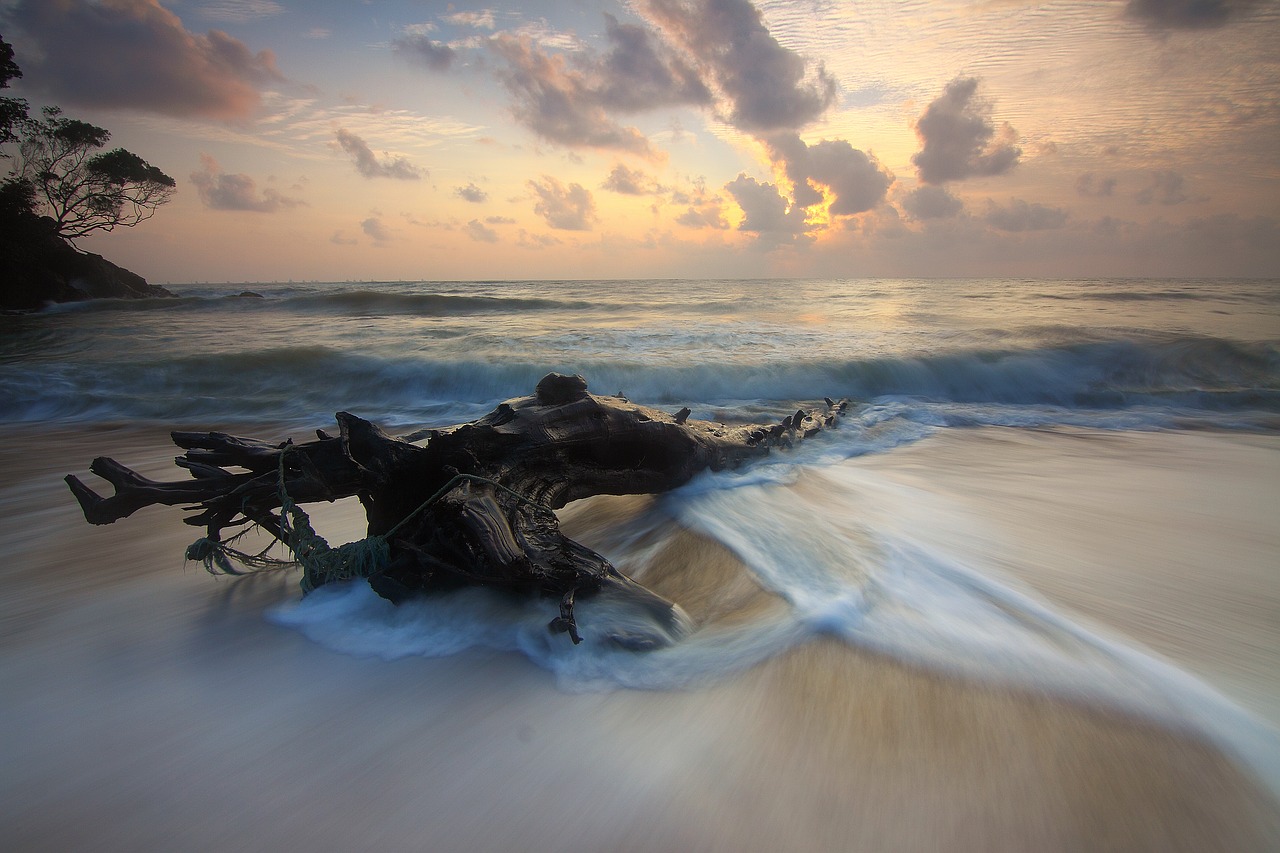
[0,171,34,221]
[0,34,18,85]
[9,106,176,240]
[0,34,28,148]
[0,35,175,241]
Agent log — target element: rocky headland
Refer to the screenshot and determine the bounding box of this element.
[1,216,174,312]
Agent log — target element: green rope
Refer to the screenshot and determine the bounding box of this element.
[187,444,550,595]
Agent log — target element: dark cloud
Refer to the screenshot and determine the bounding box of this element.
[912,77,1021,184]
[1124,0,1259,30]
[486,215,517,225]
[361,216,392,244]
[768,134,892,216]
[529,176,597,230]
[1135,170,1191,205]
[902,185,963,220]
[465,219,499,242]
[595,13,712,112]
[330,230,357,245]
[190,154,303,212]
[724,173,806,235]
[334,128,423,180]
[490,35,653,156]
[393,34,457,72]
[8,0,281,120]
[1076,172,1117,198]
[455,182,489,203]
[487,14,712,156]
[984,198,1068,232]
[602,163,664,195]
[640,0,836,132]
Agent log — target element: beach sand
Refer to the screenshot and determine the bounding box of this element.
[2,424,1278,851]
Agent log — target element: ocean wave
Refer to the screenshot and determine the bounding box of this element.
[36,295,216,314]
[1038,290,1225,302]
[31,289,600,318]
[287,290,596,316]
[1,336,1275,427]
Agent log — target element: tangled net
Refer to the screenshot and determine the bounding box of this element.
[185,443,545,594]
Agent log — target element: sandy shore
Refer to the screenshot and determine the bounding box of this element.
[2,423,1278,851]
[844,426,1280,724]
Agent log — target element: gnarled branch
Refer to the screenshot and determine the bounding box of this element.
[66,374,850,647]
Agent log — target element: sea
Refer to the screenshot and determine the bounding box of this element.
[3,277,1279,849]
[5,277,1277,430]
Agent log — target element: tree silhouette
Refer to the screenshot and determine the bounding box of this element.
[12,106,176,240]
[1,35,175,241]
[0,34,27,148]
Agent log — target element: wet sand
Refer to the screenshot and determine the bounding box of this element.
[2,424,1279,851]
[844,426,1280,724]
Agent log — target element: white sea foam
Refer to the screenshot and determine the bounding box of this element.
[269,581,805,693]
[669,461,1280,797]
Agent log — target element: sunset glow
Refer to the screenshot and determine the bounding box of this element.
[2,0,1277,282]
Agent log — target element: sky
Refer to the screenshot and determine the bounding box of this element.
[2,0,1278,282]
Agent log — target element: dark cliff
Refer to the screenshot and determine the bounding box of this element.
[1,216,174,311]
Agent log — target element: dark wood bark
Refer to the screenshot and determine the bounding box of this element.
[66,373,850,647]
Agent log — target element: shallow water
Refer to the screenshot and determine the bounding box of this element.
[3,277,1280,848]
[3,424,1279,850]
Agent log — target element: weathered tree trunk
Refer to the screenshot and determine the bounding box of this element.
[66,373,849,647]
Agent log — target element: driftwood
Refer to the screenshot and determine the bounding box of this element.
[66,373,849,648]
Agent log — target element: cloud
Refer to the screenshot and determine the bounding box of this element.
[768,134,893,216]
[593,13,713,113]
[638,0,835,132]
[667,176,728,228]
[602,163,664,195]
[361,216,393,245]
[486,215,516,225]
[675,204,729,229]
[197,1,284,24]
[912,77,1021,184]
[1135,170,1191,205]
[491,35,653,156]
[394,34,457,72]
[902,185,964,220]
[488,18,710,157]
[465,219,499,242]
[190,153,303,212]
[334,128,423,180]
[1076,173,1117,198]
[444,10,497,30]
[983,198,1068,232]
[8,0,282,120]
[1124,0,1259,30]
[529,176,597,230]
[483,11,711,156]
[517,229,563,249]
[1181,212,1278,258]
[724,174,806,235]
[455,182,489,203]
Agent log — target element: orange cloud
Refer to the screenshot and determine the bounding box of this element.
[10,0,282,120]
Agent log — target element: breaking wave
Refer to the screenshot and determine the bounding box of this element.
[2,335,1276,428]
